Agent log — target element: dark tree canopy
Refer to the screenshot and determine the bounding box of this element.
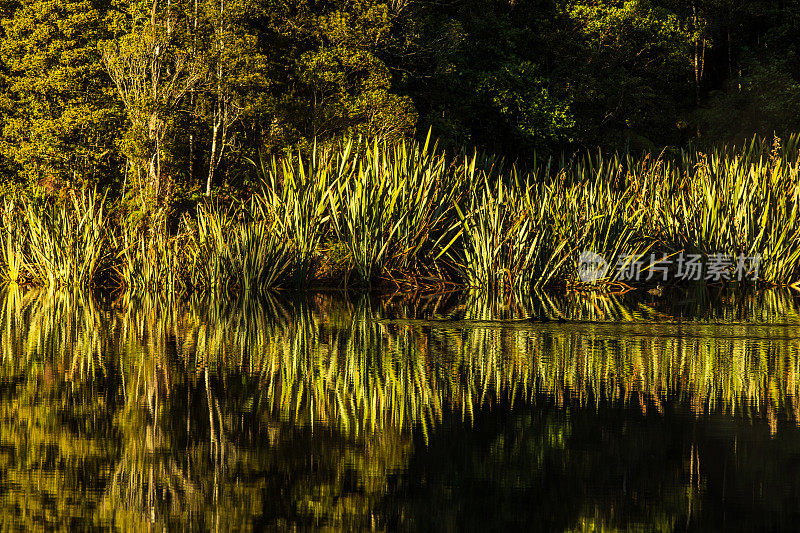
[0,0,798,196]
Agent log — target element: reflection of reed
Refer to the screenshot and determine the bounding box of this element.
[3,287,800,435]
[0,286,108,380]
[455,322,800,421]
[254,300,444,438]
[2,287,800,529]
[242,291,800,430]
[0,287,115,530]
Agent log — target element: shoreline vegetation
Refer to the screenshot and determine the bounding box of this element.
[1,133,800,294]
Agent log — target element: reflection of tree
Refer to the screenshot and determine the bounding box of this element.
[0,288,118,530]
[0,375,119,529]
[2,287,800,529]
[400,401,800,531]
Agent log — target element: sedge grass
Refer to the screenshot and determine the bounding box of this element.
[255,143,336,286]
[2,190,112,287]
[189,199,293,292]
[4,133,800,292]
[326,139,405,284]
[0,199,27,284]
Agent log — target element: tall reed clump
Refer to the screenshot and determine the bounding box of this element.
[645,136,800,285]
[442,167,564,291]
[327,139,404,284]
[256,143,336,286]
[440,153,647,291]
[548,161,648,287]
[383,134,465,277]
[115,217,189,294]
[326,135,473,285]
[0,198,28,284]
[4,133,800,293]
[188,200,293,292]
[22,190,112,287]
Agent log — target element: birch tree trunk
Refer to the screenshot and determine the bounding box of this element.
[204,0,240,197]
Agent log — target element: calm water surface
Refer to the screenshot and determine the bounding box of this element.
[2,287,800,530]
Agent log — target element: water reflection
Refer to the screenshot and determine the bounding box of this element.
[1,287,800,529]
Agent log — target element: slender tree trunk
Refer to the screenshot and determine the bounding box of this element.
[692,0,700,108]
[691,0,703,137]
[189,0,198,185]
[727,28,732,82]
[189,113,194,184]
[205,0,227,196]
[206,121,219,196]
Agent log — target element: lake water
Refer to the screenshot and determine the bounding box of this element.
[1,286,800,530]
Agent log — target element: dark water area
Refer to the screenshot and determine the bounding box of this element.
[1,286,800,530]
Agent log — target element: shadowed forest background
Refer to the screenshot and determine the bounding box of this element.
[1,0,799,202]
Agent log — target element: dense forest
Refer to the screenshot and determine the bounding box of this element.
[0,0,798,201]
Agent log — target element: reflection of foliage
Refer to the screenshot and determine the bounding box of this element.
[0,287,119,527]
[0,357,118,529]
[0,286,108,377]
[2,287,800,529]
[0,288,418,529]
[257,300,444,437]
